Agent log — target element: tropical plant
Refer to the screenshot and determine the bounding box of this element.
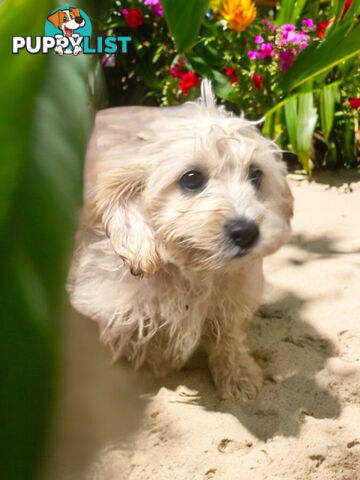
[99,0,360,174]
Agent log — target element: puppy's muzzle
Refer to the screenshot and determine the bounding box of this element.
[225,217,259,253]
[75,16,84,25]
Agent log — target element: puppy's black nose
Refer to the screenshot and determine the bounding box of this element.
[225,218,259,250]
[75,16,83,24]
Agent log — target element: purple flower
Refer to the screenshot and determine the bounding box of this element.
[282,28,310,44]
[259,42,275,59]
[248,50,259,60]
[299,41,309,50]
[144,0,163,16]
[262,18,277,31]
[302,18,315,30]
[254,35,264,44]
[279,48,296,71]
[281,24,296,34]
[283,30,296,42]
[292,31,310,44]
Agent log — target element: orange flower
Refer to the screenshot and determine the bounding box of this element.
[221,0,257,32]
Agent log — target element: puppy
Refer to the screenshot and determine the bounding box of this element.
[47,7,85,55]
[67,81,293,402]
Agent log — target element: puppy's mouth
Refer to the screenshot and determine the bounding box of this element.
[64,26,73,37]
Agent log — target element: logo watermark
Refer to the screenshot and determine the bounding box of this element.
[12,6,131,55]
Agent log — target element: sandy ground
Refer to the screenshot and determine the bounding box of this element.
[43,171,360,480]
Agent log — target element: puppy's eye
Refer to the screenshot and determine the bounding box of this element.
[70,14,74,19]
[248,165,263,190]
[63,16,67,21]
[179,170,205,192]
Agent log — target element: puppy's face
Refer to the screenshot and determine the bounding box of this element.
[144,127,292,271]
[47,8,85,35]
[92,95,293,276]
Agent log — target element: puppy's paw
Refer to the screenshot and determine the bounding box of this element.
[73,46,82,55]
[211,357,263,403]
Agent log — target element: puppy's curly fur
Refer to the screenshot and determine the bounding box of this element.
[67,81,293,402]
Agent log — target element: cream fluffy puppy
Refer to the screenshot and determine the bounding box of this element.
[67,81,293,402]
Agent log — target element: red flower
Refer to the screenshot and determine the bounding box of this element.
[179,72,199,95]
[170,58,186,78]
[251,74,263,90]
[341,0,352,19]
[317,19,333,38]
[225,67,238,85]
[122,8,144,28]
[348,98,360,109]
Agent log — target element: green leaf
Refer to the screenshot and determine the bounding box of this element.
[212,71,234,100]
[284,86,318,174]
[276,0,308,25]
[281,21,360,92]
[0,0,50,234]
[162,0,210,52]
[319,82,339,141]
[0,2,95,479]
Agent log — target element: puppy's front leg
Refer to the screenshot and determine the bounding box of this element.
[205,318,263,402]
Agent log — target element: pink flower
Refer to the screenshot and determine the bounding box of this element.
[262,19,277,31]
[279,48,297,71]
[348,98,360,109]
[248,50,259,60]
[144,0,163,16]
[254,35,264,44]
[292,31,310,44]
[259,43,275,59]
[302,18,315,30]
[281,24,296,34]
[170,58,185,78]
[179,72,199,95]
[299,41,309,50]
[252,74,263,90]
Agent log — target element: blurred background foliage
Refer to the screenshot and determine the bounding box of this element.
[0,1,100,479]
[0,1,359,480]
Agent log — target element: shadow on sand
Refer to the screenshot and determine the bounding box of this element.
[141,288,341,441]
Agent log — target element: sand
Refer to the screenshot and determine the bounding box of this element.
[43,171,360,480]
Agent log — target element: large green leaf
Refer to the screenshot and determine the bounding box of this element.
[281,2,360,91]
[319,82,340,141]
[276,0,308,25]
[284,85,317,174]
[162,0,210,52]
[0,1,95,479]
[0,0,50,234]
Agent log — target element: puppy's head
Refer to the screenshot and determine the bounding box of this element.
[47,8,85,33]
[89,81,293,276]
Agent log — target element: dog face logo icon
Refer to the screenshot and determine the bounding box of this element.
[45,6,92,55]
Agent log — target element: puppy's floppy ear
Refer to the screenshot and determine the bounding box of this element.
[70,7,81,17]
[92,165,160,277]
[281,179,294,223]
[271,158,293,224]
[47,10,63,28]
